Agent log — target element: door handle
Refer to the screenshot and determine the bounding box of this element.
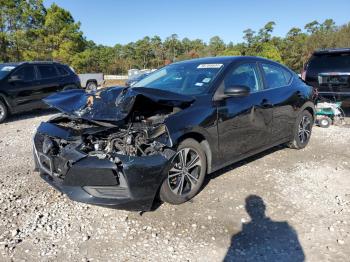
[260,99,273,108]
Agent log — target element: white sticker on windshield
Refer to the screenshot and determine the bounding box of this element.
[195,82,204,86]
[1,66,15,71]
[197,64,223,69]
[202,77,211,83]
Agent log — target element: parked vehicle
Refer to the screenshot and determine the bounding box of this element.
[125,72,150,87]
[33,56,315,211]
[78,73,104,92]
[302,48,350,101]
[315,101,345,128]
[0,61,80,123]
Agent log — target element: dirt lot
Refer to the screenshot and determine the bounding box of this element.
[0,110,349,262]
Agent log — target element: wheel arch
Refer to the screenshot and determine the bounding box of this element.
[300,101,316,120]
[176,132,213,174]
[86,79,98,85]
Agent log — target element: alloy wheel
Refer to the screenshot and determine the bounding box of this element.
[168,148,202,196]
[298,115,312,143]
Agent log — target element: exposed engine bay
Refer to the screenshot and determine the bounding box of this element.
[82,122,166,157]
[50,111,173,161]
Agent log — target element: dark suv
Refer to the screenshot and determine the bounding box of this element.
[0,61,81,123]
[303,48,350,101]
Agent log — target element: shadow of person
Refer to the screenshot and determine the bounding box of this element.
[224,195,305,262]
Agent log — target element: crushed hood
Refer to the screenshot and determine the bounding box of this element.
[43,86,195,123]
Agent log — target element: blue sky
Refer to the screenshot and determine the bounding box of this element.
[44,0,350,46]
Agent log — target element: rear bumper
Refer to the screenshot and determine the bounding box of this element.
[33,125,175,211]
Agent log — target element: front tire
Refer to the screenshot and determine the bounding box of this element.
[288,110,313,149]
[0,100,8,124]
[160,138,207,205]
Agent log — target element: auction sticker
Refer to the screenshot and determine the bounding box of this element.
[197,64,223,69]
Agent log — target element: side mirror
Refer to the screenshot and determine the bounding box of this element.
[8,75,22,82]
[224,85,250,97]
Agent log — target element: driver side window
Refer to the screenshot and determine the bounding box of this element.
[224,63,262,92]
[11,66,36,81]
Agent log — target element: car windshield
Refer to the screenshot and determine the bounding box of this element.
[0,64,16,80]
[309,54,350,71]
[133,62,225,95]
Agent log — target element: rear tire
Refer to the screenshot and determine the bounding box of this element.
[0,100,8,124]
[160,138,207,205]
[288,110,313,149]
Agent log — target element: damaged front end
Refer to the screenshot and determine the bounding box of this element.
[33,87,193,210]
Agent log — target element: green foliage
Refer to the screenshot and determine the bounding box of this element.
[218,49,241,56]
[256,43,282,62]
[44,3,86,63]
[0,0,47,61]
[208,36,225,56]
[258,21,276,42]
[1,2,350,74]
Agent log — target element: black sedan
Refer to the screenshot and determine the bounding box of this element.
[33,56,315,211]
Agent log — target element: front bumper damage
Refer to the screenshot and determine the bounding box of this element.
[33,122,175,211]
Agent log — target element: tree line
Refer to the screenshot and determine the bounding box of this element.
[1,0,350,74]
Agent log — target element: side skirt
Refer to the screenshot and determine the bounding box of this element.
[209,138,291,174]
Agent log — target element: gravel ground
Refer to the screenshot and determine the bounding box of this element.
[0,110,349,261]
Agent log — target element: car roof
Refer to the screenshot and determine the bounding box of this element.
[0,62,21,67]
[0,61,64,67]
[172,56,281,66]
[313,48,350,55]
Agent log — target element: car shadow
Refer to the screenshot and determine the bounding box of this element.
[224,195,305,262]
[4,108,58,123]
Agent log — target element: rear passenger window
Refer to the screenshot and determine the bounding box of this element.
[262,63,292,89]
[37,65,58,79]
[11,66,35,81]
[57,66,69,76]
